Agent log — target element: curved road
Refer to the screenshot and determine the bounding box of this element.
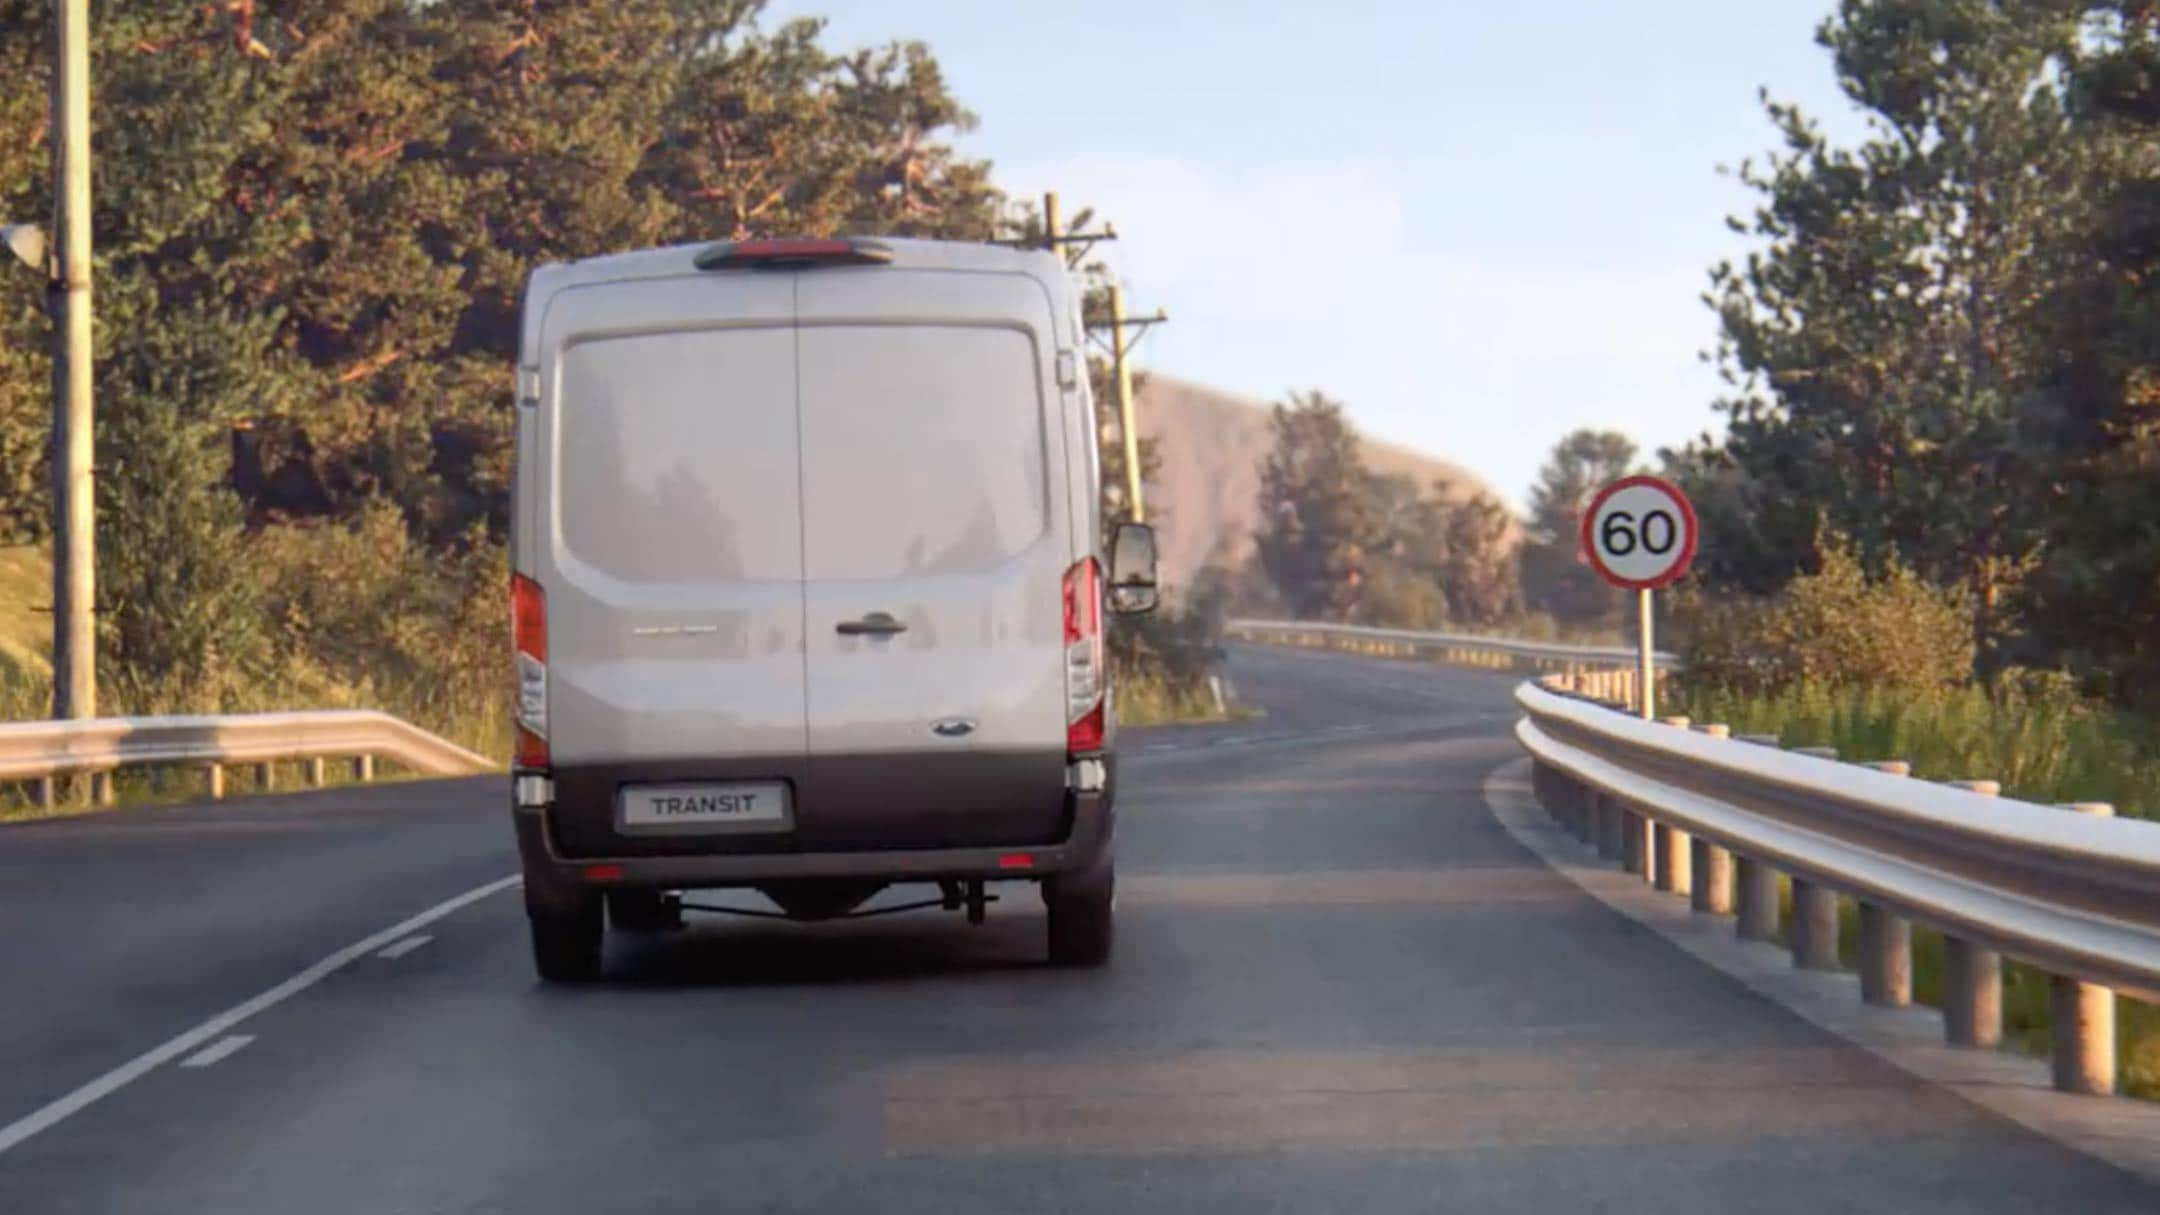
[2,644,2154,1212]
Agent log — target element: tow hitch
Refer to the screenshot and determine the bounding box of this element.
[679,879,999,924]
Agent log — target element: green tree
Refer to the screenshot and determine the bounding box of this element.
[0,0,1008,726]
[1520,429,1636,624]
[2017,2,2160,705]
[1361,473,1452,627]
[1253,391,1383,620]
[646,12,1001,243]
[1704,0,2132,651]
[1437,491,1525,625]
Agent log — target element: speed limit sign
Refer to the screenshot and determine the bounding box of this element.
[1581,475,1697,590]
[1581,474,1695,724]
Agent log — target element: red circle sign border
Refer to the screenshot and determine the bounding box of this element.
[1578,474,1698,591]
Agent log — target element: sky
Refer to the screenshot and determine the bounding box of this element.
[764,1,1872,512]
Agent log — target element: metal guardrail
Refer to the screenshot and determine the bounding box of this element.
[1226,618,1676,673]
[1517,674,2160,1098]
[0,710,497,808]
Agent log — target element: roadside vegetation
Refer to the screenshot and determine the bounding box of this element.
[1625,2,2160,1100]
[0,1,1251,765]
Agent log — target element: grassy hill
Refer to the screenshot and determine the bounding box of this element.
[0,546,48,720]
[1134,373,1518,590]
[0,546,47,669]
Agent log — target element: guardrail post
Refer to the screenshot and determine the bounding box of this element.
[1943,779,2004,1048]
[204,763,224,801]
[1784,746,1841,969]
[1689,725,1734,914]
[1857,761,1914,1006]
[1737,863,1780,941]
[1859,904,1911,1006]
[253,762,274,792]
[1652,716,1692,895]
[1790,880,1839,970]
[1551,770,1587,843]
[1732,734,1781,941]
[307,756,327,789]
[33,775,55,811]
[2051,802,2117,1095]
[1654,821,1688,895]
[89,770,113,806]
[353,755,374,782]
[1944,938,2003,1048]
[1621,802,1651,879]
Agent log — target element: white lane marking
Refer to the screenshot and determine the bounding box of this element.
[0,873,520,1157]
[177,1035,254,1070]
[375,934,432,961]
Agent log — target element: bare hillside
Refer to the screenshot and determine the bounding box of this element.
[1133,374,1517,589]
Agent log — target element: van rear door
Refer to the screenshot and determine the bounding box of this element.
[793,269,1072,851]
[536,275,808,857]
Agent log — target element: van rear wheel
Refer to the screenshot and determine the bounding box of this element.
[1045,852,1114,967]
[529,896,604,983]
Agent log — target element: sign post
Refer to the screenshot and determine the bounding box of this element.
[1580,475,1698,720]
[1637,587,1654,719]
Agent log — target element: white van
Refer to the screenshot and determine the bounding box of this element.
[507,236,1158,981]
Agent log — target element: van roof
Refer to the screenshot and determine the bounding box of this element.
[520,237,1067,366]
[528,236,1060,297]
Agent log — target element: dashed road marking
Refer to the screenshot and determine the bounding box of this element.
[177,1035,254,1070]
[376,934,432,961]
[0,873,520,1157]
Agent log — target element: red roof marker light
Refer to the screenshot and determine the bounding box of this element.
[694,237,895,271]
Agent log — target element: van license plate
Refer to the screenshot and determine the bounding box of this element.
[619,782,792,832]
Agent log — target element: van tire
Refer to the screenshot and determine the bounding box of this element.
[530,898,604,982]
[1045,853,1115,967]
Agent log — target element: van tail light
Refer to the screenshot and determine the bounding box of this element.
[512,573,549,769]
[1063,557,1105,755]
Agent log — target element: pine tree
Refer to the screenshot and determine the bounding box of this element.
[1521,429,1636,625]
[1705,0,2131,649]
[1253,392,1384,620]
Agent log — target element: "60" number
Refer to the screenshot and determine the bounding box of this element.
[1600,508,1678,557]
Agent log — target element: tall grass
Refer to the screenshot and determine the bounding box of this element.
[0,620,509,822]
[1667,678,2160,1097]
[1668,681,2160,822]
[1115,670,1249,727]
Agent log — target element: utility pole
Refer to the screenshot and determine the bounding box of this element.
[50,0,96,721]
[1091,288,1167,524]
[1033,191,1154,521]
[1106,286,1144,523]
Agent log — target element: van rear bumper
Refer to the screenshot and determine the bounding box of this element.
[514,787,1111,903]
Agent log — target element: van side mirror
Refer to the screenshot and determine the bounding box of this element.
[1108,522,1158,615]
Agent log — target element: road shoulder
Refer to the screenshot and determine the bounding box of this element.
[1483,756,2160,1189]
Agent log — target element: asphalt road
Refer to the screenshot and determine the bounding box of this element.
[3,644,2156,1213]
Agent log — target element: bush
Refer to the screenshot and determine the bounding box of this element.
[1109,569,1230,724]
[1679,543,1974,698]
[77,505,511,760]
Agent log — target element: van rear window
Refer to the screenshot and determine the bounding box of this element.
[797,326,1049,581]
[555,327,802,584]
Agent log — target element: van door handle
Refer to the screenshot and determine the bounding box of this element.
[836,612,907,636]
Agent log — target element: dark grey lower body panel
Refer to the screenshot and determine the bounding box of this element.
[514,785,1113,909]
[546,749,1069,859]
